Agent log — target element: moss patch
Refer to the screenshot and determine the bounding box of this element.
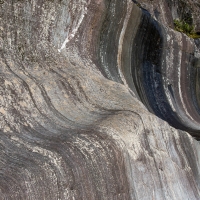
[174,19,200,39]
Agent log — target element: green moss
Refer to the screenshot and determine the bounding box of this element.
[174,19,194,34]
[173,19,200,39]
[188,33,200,39]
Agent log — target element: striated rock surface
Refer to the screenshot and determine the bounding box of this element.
[136,0,200,31]
[0,0,200,199]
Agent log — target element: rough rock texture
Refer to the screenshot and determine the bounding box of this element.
[0,0,200,199]
[136,0,200,31]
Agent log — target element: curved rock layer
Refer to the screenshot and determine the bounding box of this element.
[131,11,200,136]
[0,0,200,199]
[99,0,200,137]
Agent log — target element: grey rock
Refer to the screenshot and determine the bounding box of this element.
[0,0,200,199]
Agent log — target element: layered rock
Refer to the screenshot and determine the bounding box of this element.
[0,0,200,199]
[135,0,200,31]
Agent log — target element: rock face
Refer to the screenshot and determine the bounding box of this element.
[136,0,200,31]
[0,0,200,199]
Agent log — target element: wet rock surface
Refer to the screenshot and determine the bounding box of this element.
[0,0,200,199]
